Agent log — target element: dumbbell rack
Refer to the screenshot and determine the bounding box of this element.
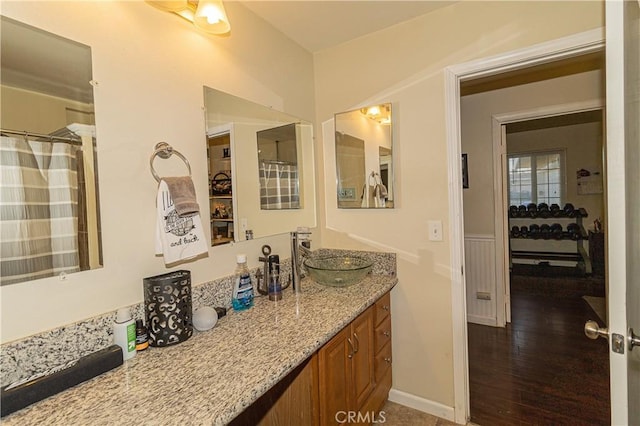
[509,207,592,275]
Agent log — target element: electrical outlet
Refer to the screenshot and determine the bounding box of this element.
[428,220,443,241]
[476,291,491,300]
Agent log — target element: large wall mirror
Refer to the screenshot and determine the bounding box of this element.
[203,87,316,244]
[335,103,394,208]
[0,16,102,285]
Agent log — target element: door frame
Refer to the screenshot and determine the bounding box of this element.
[492,100,604,326]
[604,1,636,423]
[444,28,605,423]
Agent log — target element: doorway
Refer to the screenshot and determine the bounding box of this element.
[443,28,609,424]
[463,102,609,423]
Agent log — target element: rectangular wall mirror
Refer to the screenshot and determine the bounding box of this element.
[204,87,316,244]
[335,103,394,209]
[0,16,102,285]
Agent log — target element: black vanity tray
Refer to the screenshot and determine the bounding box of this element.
[1,345,123,417]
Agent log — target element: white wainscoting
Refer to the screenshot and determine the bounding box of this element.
[465,234,498,326]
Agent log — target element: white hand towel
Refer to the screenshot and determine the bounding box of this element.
[155,180,208,265]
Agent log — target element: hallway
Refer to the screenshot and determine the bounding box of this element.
[468,273,610,425]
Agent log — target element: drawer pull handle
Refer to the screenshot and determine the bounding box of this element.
[383,330,390,337]
[347,338,354,359]
[353,332,360,353]
[384,357,392,364]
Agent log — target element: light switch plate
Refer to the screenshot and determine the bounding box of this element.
[428,220,443,241]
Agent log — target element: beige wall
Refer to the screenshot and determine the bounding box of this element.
[461,70,604,235]
[314,0,603,411]
[0,1,315,343]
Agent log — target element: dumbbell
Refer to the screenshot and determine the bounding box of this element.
[540,224,551,239]
[518,205,528,218]
[529,224,540,239]
[537,202,550,218]
[550,223,563,239]
[567,223,580,240]
[563,203,575,217]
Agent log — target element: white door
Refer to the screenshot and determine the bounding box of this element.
[603,1,640,424]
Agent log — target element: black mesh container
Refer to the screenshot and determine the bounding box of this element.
[143,270,193,347]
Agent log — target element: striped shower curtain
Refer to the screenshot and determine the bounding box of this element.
[259,161,300,210]
[0,136,80,285]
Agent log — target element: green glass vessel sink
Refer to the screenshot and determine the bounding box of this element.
[303,256,373,287]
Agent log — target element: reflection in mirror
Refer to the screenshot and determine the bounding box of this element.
[257,124,301,210]
[207,131,234,246]
[335,103,394,209]
[0,16,102,285]
[203,87,316,242]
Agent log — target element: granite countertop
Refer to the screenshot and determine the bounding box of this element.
[3,275,396,425]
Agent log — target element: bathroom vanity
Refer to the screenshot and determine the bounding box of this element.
[2,261,396,425]
[232,289,393,425]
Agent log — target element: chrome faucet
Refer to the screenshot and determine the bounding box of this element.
[290,229,312,293]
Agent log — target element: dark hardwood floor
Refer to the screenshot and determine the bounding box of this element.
[468,272,610,426]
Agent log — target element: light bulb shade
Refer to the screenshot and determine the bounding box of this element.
[146,0,189,12]
[367,106,381,117]
[194,0,231,35]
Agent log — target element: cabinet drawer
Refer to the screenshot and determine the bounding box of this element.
[375,342,392,383]
[374,316,392,354]
[374,292,391,326]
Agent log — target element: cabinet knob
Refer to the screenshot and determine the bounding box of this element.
[347,337,354,359]
[383,330,390,337]
[353,332,360,353]
[382,305,390,311]
[384,357,392,364]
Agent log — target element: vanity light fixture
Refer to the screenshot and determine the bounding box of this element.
[363,105,381,118]
[146,0,231,35]
[360,104,391,125]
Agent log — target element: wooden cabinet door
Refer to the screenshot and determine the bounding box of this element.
[351,307,375,410]
[231,355,319,426]
[318,326,352,425]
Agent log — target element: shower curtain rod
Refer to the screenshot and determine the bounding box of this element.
[261,159,296,166]
[0,128,82,145]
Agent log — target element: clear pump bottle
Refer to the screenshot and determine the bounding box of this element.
[232,254,254,311]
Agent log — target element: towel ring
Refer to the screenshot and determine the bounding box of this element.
[150,142,192,183]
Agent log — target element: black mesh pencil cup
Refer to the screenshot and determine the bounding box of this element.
[143,270,193,347]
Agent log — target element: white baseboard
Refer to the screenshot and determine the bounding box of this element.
[467,314,498,327]
[388,388,455,422]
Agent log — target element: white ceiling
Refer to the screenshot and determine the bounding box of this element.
[239,1,456,53]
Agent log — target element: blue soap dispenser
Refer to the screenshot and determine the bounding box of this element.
[232,254,254,311]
